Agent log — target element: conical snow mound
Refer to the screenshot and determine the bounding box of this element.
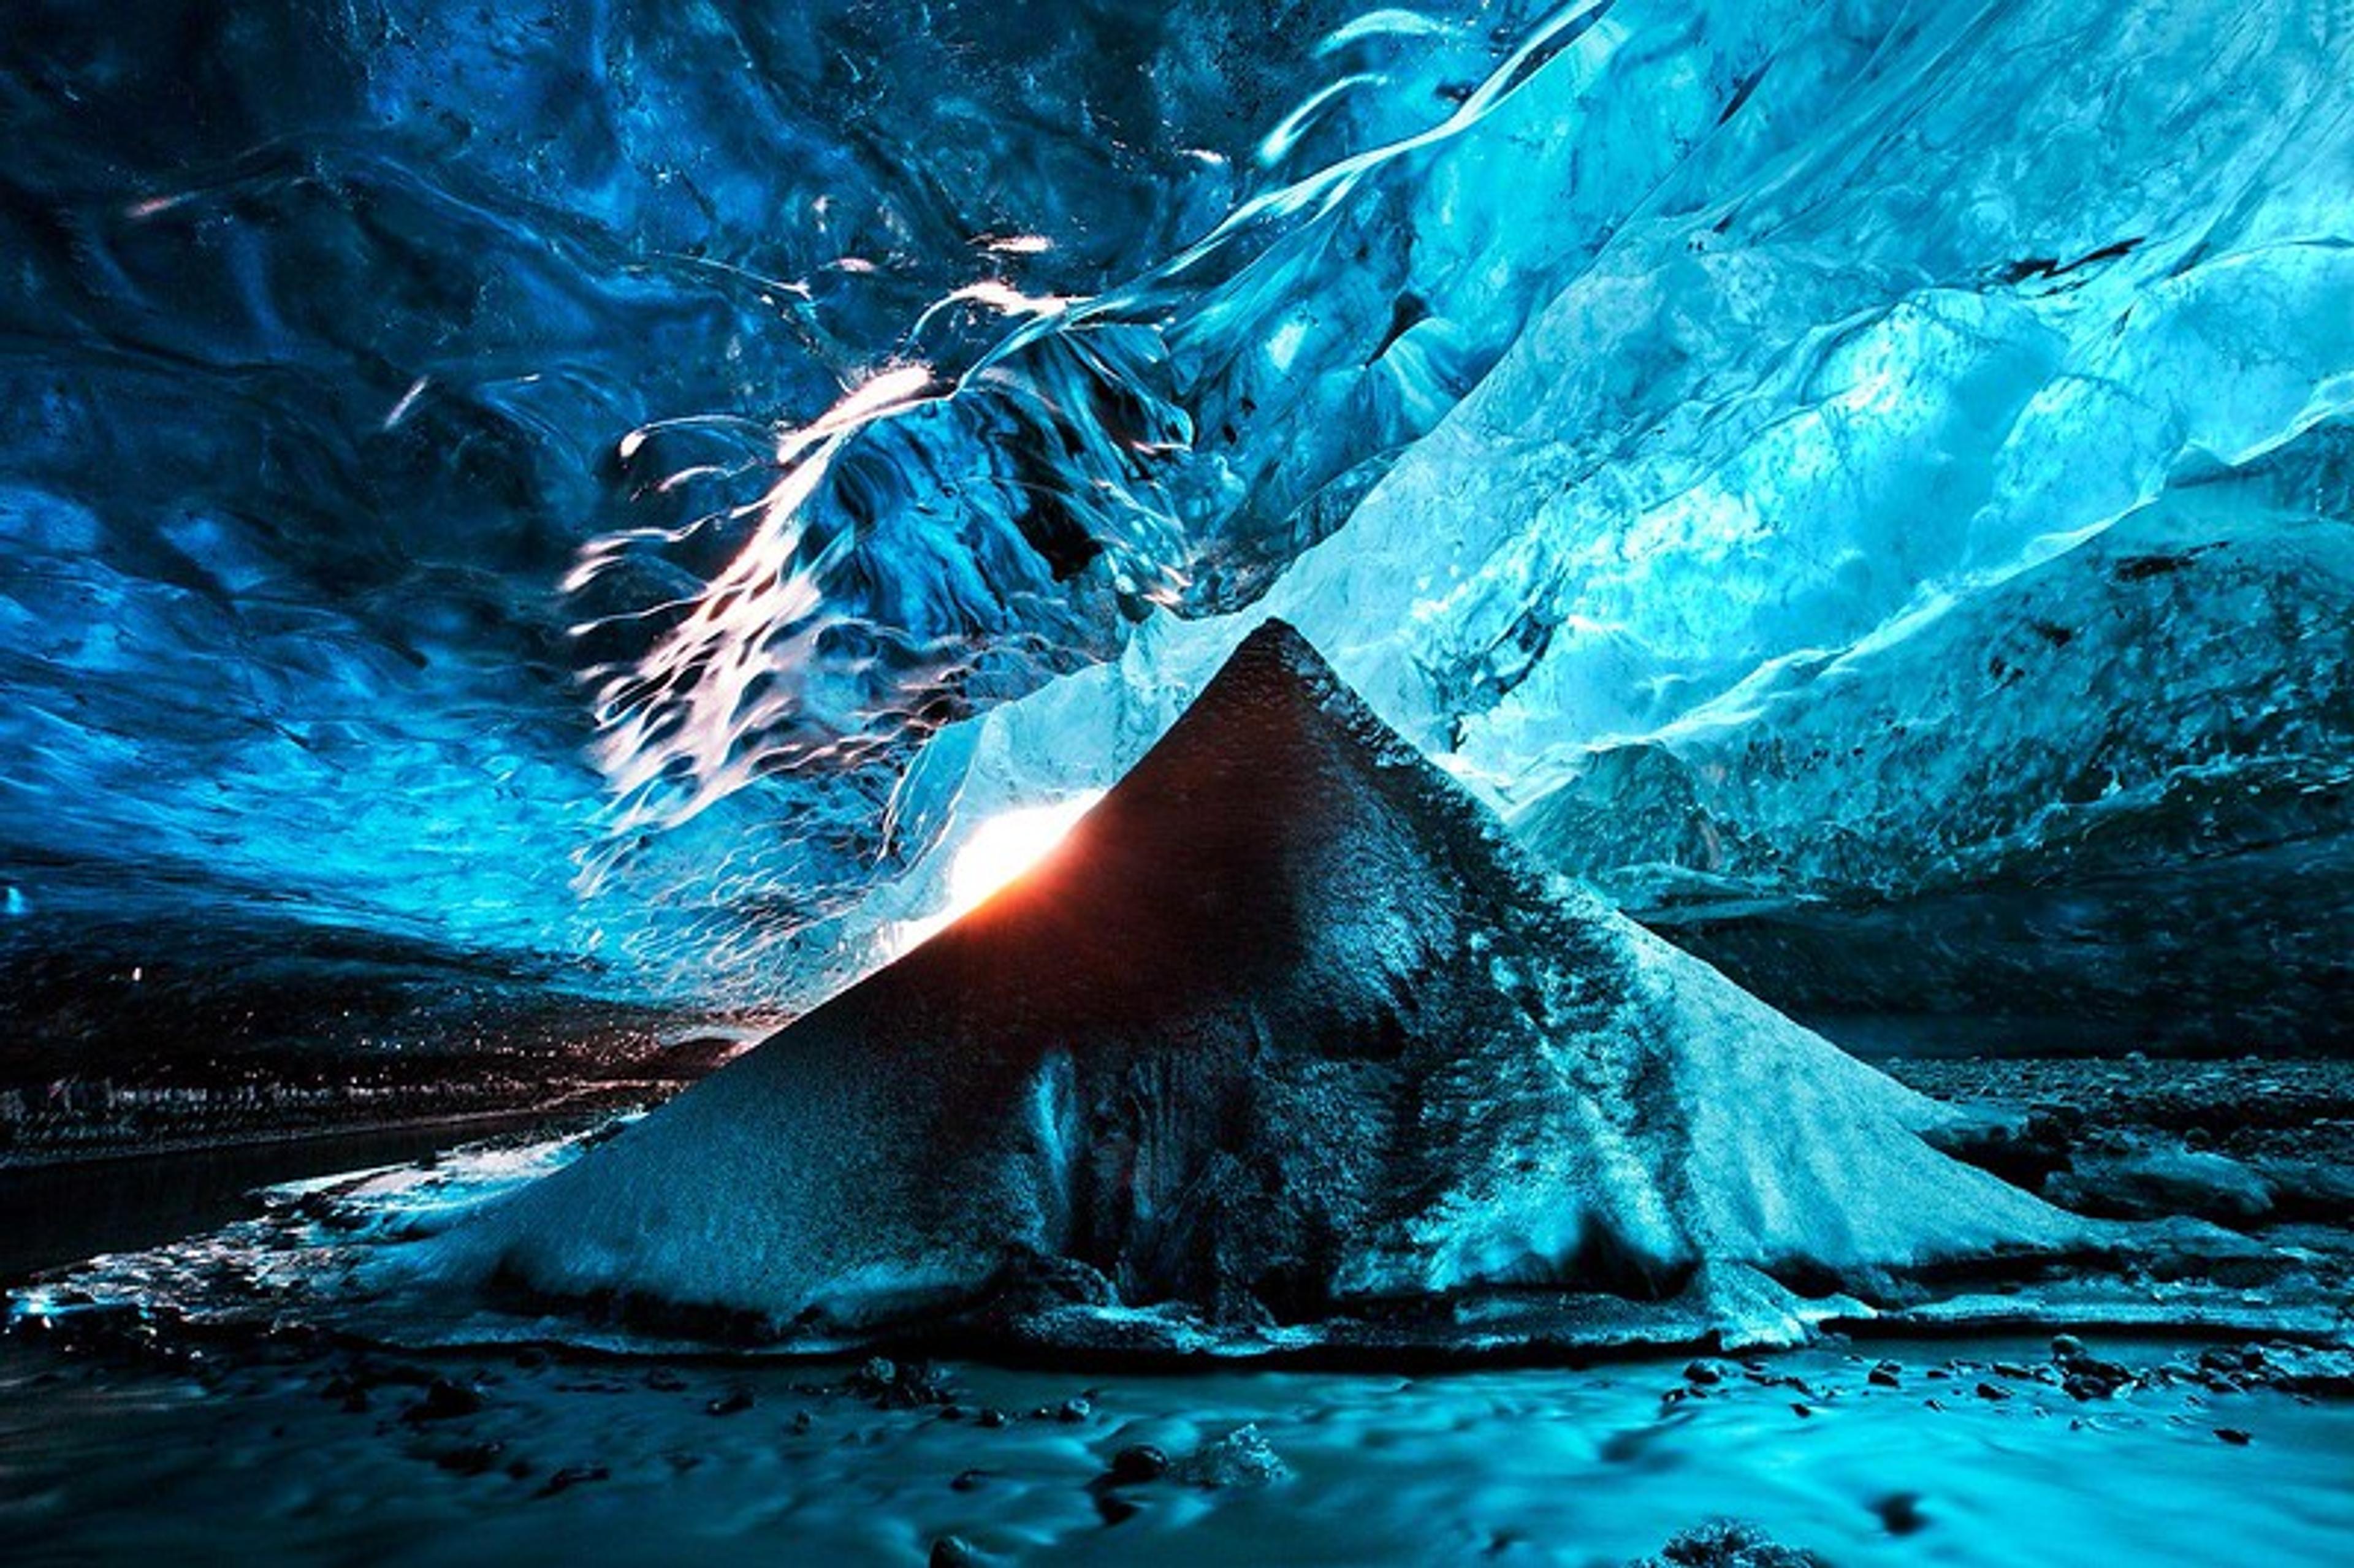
[418,621,2092,1352]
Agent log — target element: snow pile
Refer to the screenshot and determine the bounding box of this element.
[410,623,2089,1350]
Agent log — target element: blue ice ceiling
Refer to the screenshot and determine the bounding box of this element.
[2,1,2348,1047]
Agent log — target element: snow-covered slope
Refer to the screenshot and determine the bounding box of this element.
[419,622,2085,1349]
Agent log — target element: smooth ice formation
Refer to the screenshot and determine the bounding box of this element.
[829,1,2354,1050]
[7,3,2349,1060]
[416,623,2087,1352]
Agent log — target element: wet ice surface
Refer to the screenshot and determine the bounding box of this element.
[9,1052,2352,1563]
[4,1328,2352,1566]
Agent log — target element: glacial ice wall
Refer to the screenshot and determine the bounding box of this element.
[0,0,1423,1016]
[3,1,2349,1051]
[837,0,2354,1048]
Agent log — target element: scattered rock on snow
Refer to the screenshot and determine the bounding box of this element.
[1872,1492,1929,1536]
[402,1377,485,1423]
[1106,1444,1171,1485]
[534,1464,608,1498]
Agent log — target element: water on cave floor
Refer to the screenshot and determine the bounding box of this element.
[6,1049,2353,1567]
[4,1323,2350,1567]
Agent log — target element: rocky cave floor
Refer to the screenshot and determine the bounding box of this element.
[2,1051,2350,1566]
[5,1317,2353,1567]
[1876,1053,2354,1233]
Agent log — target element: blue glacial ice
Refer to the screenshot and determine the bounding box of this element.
[1,1,2348,1049]
[763,0,2354,1044]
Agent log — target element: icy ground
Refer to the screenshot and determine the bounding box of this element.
[6,1053,2351,1563]
[4,1326,2350,1567]
[10,1051,2350,1362]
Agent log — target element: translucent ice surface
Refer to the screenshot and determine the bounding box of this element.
[4,2,2348,1048]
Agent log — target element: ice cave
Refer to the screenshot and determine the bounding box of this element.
[2,2,2350,1564]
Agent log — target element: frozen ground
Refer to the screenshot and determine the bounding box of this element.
[3,1326,2349,1567]
[5,1052,2350,1564]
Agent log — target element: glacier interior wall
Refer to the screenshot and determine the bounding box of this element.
[3,0,2349,1059]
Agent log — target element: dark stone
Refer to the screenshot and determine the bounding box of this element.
[2200,1345,2265,1375]
[1058,1397,1093,1424]
[2215,1428,2254,1445]
[929,1537,979,1567]
[848,1355,953,1409]
[1683,1359,1724,1385]
[402,1378,485,1423]
[2073,1351,2131,1382]
[535,1464,609,1498]
[1873,1492,1929,1536]
[1107,1444,1170,1485]
[705,1389,755,1416]
[1868,1361,1902,1388]
[433,1441,506,1477]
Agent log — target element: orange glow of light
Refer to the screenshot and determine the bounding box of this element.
[883,790,1105,957]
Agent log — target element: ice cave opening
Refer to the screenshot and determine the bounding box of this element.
[885,790,1110,956]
